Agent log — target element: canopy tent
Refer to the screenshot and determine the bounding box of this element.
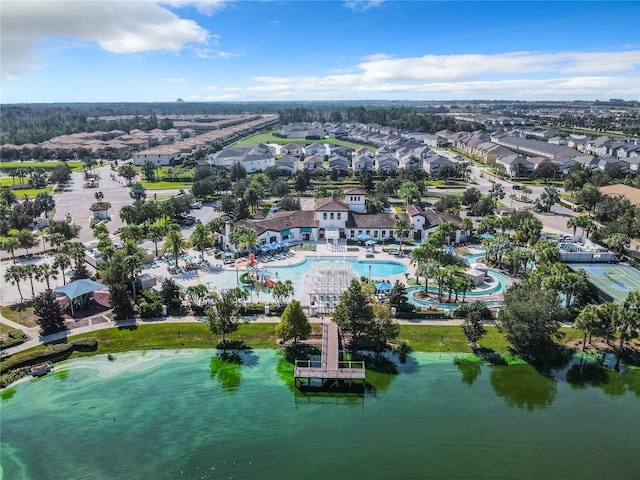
[55,279,107,316]
[375,281,393,292]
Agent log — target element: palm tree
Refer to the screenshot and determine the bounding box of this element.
[238,228,261,255]
[394,218,410,254]
[575,305,600,352]
[459,274,476,303]
[611,305,640,370]
[21,263,37,298]
[147,225,166,258]
[4,265,25,303]
[163,230,188,268]
[539,185,560,212]
[186,284,208,308]
[566,217,580,236]
[436,221,457,247]
[398,181,421,206]
[118,225,144,244]
[46,232,66,252]
[190,223,214,261]
[3,236,21,264]
[34,263,58,290]
[123,253,143,303]
[52,253,71,285]
[416,260,438,295]
[434,266,448,301]
[461,217,474,239]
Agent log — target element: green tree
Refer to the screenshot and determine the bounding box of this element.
[276,300,311,346]
[605,232,630,257]
[207,288,245,344]
[271,280,294,305]
[190,223,214,262]
[142,160,157,181]
[33,288,66,335]
[333,279,374,340]
[394,218,410,254]
[538,185,560,212]
[34,192,55,217]
[238,228,261,254]
[388,280,411,312]
[575,305,600,352]
[3,236,21,264]
[129,182,147,202]
[34,263,58,290]
[489,183,506,204]
[147,225,166,258]
[461,310,487,349]
[398,181,421,206]
[368,302,400,354]
[4,265,25,303]
[497,284,565,366]
[163,229,188,268]
[52,253,71,285]
[612,298,640,370]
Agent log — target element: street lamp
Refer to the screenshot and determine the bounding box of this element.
[368,265,372,284]
[236,266,239,286]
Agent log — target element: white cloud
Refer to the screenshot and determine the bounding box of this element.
[163,77,187,83]
[246,50,640,100]
[344,0,385,13]
[161,0,230,16]
[1,0,212,79]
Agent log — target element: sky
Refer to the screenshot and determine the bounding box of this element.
[1,0,639,103]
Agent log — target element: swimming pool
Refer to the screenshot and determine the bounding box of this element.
[406,268,511,310]
[199,256,407,300]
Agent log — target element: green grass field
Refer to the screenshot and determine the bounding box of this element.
[234,131,373,152]
[0,161,85,172]
[140,181,193,190]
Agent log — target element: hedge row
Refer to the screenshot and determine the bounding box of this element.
[0,330,27,351]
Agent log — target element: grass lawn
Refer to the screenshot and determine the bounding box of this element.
[140,181,193,190]
[0,323,16,335]
[0,161,84,172]
[234,131,373,152]
[0,305,38,328]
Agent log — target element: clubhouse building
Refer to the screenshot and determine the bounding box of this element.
[220,188,467,251]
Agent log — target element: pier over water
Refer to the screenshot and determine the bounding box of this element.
[294,322,366,388]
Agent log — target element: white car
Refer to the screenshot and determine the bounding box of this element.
[191,201,202,209]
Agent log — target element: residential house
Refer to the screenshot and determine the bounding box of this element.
[304,143,326,157]
[280,143,303,156]
[275,154,300,174]
[302,155,324,171]
[352,154,375,175]
[375,154,399,171]
[423,155,454,174]
[328,155,350,173]
[495,155,534,177]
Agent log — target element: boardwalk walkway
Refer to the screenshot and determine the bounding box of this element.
[294,322,365,388]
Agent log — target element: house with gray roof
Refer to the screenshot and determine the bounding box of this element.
[495,155,534,177]
[423,155,454,174]
[275,154,300,174]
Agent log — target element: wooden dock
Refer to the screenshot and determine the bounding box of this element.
[294,322,365,388]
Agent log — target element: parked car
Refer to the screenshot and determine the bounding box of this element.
[191,201,202,209]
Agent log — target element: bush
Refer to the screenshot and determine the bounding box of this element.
[0,330,27,350]
[0,343,74,374]
[140,302,163,318]
[71,338,98,351]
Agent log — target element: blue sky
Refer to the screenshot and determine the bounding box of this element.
[2,0,639,103]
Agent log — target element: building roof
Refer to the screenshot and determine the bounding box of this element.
[347,212,411,229]
[315,197,350,212]
[344,188,367,195]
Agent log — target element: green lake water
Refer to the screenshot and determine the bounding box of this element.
[1,350,639,480]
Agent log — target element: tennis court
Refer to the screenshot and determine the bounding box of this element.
[568,263,640,304]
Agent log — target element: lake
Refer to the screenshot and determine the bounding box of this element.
[1,350,639,480]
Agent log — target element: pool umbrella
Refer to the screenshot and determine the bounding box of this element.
[479,233,494,239]
[357,233,371,241]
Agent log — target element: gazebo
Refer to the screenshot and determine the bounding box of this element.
[55,279,108,316]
